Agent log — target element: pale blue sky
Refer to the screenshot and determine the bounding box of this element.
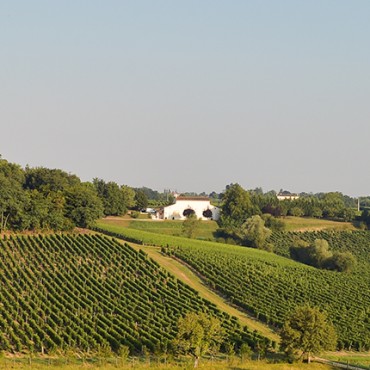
[1,1,369,196]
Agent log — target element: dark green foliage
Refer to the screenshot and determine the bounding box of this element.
[93,178,128,216]
[288,236,356,272]
[24,167,80,193]
[64,184,104,228]
[324,251,356,272]
[0,158,104,231]
[219,184,256,229]
[280,306,337,362]
[134,190,148,211]
[261,214,285,231]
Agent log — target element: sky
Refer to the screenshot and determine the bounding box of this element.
[1,1,370,196]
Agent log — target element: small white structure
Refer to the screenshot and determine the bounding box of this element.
[277,191,300,201]
[162,197,220,221]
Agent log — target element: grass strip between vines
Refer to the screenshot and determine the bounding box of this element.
[109,236,280,344]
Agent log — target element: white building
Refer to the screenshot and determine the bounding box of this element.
[277,191,300,201]
[161,197,220,221]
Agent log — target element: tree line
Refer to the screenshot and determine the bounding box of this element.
[0,157,163,231]
[1,157,368,232]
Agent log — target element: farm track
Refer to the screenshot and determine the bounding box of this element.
[112,237,280,344]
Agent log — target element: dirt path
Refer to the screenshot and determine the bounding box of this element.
[114,238,280,343]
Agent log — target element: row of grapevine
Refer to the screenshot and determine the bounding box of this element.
[95,224,370,351]
[0,234,266,354]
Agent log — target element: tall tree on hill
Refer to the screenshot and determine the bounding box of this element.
[0,159,26,231]
[93,178,127,216]
[24,167,80,193]
[65,183,104,228]
[134,189,148,211]
[219,184,256,229]
[121,185,136,209]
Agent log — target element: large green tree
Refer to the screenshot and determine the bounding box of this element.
[219,184,256,228]
[280,306,337,363]
[93,178,128,216]
[0,159,26,231]
[238,215,272,251]
[134,189,148,211]
[121,185,136,209]
[65,183,104,228]
[173,312,224,368]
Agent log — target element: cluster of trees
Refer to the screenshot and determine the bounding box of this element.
[0,159,104,231]
[219,184,358,225]
[290,239,356,272]
[0,157,154,231]
[175,306,337,367]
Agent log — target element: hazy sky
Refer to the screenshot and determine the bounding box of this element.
[1,1,369,196]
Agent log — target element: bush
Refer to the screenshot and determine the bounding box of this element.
[130,211,139,219]
[290,239,356,272]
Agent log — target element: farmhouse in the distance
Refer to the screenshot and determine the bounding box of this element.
[160,196,220,221]
[277,190,300,201]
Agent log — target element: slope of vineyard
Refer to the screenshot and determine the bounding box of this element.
[270,230,370,265]
[95,222,370,351]
[0,234,267,354]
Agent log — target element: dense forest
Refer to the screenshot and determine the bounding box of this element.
[0,157,155,231]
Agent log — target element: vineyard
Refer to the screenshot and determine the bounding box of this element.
[0,234,267,354]
[270,230,370,265]
[95,223,370,351]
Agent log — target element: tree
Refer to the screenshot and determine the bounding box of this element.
[0,161,27,231]
[327,251,356,273]
[219,184,256,228]
[322,192,345,219]
[280,306,337,363]
[121,185,136,209]
[289,207,304,217]
[93,179,127,216]
[238,215,272,251]
[173,312,224,368]
[65,183,104,228]
[182,214,200,238]
[134,190,148,211]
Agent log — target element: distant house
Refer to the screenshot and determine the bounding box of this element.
[277,191,300,201]
[160,196,220,221]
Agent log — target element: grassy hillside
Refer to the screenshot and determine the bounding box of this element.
[102,216,355,242]
[104,217,218,240]
[0,234,266,354]
[279,216,356,232]
[95,222,370,351]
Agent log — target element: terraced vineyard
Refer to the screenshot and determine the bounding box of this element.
[0,234,266,354]
[95,223,370,351]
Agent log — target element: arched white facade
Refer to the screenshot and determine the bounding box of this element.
[162,197,220,221]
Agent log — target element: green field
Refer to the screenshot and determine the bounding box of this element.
[95,221,370,351]
[280,216,356,232]
[102,216,356,241]
[103,217,219,240]
[0,234,266,354]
